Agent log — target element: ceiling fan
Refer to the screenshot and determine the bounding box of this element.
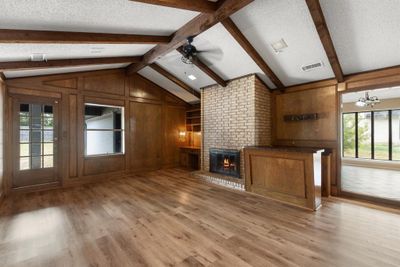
[179,36,223,65]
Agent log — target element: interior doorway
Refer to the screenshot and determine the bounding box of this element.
[12,96,60,189]
[340,86,400,204]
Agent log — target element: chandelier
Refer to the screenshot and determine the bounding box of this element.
[355,92,380,107]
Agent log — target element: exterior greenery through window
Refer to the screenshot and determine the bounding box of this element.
[342,110,400,160]
[84,104,124,156]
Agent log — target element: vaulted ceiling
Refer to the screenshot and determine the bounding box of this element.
[1,0,399,103]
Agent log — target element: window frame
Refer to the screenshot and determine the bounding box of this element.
[84,103,125,158]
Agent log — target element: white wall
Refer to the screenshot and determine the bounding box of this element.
[86,113,114,155]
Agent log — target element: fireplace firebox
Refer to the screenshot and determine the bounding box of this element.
[209,148,240,178]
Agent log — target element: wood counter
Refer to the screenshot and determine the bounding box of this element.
[244,146,323,211]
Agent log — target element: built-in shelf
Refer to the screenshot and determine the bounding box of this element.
[186,106,201,133]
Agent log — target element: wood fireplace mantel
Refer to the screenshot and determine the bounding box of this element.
[244,146,323,211]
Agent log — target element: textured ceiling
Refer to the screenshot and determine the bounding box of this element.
[231,0,335,86]
[1,0,400,102]
[0,0,198,35]
[157,50,215,90]
[138,67,199,103]
[4,63,129,79]
[193,23,276,89]
[320,0,400,75]
[0,44,154,62]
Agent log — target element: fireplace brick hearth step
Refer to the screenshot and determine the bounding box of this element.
[191,171,245,191]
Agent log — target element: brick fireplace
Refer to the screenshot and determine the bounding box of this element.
[200,74,272,183]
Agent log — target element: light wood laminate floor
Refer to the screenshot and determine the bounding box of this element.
[1,168,400,267]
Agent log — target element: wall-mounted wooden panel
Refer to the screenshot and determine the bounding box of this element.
[129,74,163,101]
[83,72,125,95]
[84,156,125,176]
[275,85,337,142]
[69,94,77,178]
[163,105,186,167]
[129,101,162,171]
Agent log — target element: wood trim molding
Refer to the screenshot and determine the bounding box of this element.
[0,29,171,44]
[126,0,254,74]
[149,63,200,98]
[0,56,142,71]
[176,47,227,87]
[0,72,5,82]
[130,0,219,13]
[221,18,283,88]
[306,0,344,82]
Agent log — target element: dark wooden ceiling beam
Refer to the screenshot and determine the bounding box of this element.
[0,56,142,71]
[305,0,344,82]
[130,0,219,13]
[149,63,200,98]
[0,72,5,81]
[221,18,284,88]
[176,47,227,87]
[0,29,170,44]
[126,0,254,75]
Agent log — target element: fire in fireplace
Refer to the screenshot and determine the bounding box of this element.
[209,148,240,178]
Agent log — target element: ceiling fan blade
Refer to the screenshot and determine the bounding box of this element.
[197,48,224,61]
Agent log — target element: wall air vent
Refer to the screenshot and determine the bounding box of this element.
[301,61,324,72]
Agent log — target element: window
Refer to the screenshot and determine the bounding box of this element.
[342,109,400,161]
[343,113,356,157]
[84,104,124,156]
[19,103,55,170]
[357,112,372,159]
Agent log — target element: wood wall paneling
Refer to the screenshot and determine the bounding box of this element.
[3,68,187,193]
[84,156,125,176]
[163,105,186,167]
[129,74,163,101]
[69,94,78,178]
[129,101,162,171]
[275,85,337,142]
[83,72,125,96]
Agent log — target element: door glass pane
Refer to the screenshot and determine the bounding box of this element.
[31,130,42,143]
[20,116,29,128]
[18,103,55,170]
[20,157,30,170]
[43,130,53,142]
[374,111,389,160]
[43,143,53,155]
[43,156,53,168]
[31,143,41,156]
[358,112,372,159]
[20,130,30,143]
[43,105,53,116]
[343,113,356,158]
[31,156,42,169]
[393,110,400,160]
[20,144,29,157]
[43,117,53,129]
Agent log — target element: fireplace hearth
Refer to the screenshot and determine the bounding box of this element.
[209,148,240,178]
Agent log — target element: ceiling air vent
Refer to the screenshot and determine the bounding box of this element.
[301,61,324,72]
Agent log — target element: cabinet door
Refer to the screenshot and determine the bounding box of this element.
[129,101,162,170]
[180,151,189,168]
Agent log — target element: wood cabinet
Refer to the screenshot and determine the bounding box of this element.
[180,147,200,170]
